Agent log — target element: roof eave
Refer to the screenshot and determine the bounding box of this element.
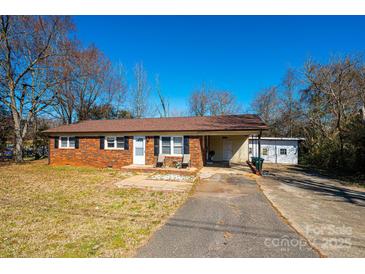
[44,127,269,135]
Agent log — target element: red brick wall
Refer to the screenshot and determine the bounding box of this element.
[190,136,204,168]
[144,136,204,168]
[145,136,155,165]
[49,136,133,168]
[49,135,205,169]
[163,156,183,167]
[144,136,183,167]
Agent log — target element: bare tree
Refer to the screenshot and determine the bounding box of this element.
[209,90,240,116]
[354,63,365,124]
[278,69,303,137]
[51,39,77,124]
[155,75,169,117]
[188,84,241,116]
[0,104,13,151]
[250,72,303,137]
[130,63,150,118]
[0,16,72,162]
[75,46,121,121]
[52,43,126,123]
[188,83,209,116]
[302,56,362,167]
[251,86,280,126]
[250,55,365,172]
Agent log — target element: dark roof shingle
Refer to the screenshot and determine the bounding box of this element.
[44,114,268,134]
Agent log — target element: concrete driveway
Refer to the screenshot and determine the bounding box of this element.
[136,167,318,257]
[258,165,365,257]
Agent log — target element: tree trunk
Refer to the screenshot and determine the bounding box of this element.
[11,109,24,163]
[339,132,345,169]
[67,114,72,125]
[14,130,23,163]
[33,116,39,159]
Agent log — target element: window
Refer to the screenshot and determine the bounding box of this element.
[105,136,124,149]
[249,147,252,154]
[173,137,183,154]
[262,148,268,156]
[116,137,124,148]
[161,137,171,154]
[61,137,68,148]
[134,137,144,156]
[280,148,287,155]
[59,136,75,148]
[69,137,75,147]
[160,136,184,155]
[107,137,115,148]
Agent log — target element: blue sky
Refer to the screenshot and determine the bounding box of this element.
[74,16,365,114]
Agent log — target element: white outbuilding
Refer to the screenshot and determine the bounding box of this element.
[249,137,304,165]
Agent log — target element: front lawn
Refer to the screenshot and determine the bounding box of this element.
[0,160,189,257]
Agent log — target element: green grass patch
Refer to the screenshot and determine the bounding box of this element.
[0,160,188,257]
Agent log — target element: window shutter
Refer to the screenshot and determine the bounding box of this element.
[154,136,160,156]
[124,136,129,150]
[54,136,59,149]
[75,137,79,149]
[100,136,105,149]
[183,136,189,154]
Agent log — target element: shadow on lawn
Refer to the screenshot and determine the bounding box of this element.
[283,165,364,185]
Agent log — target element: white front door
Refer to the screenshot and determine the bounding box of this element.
[223,139,233,161]
[133,136,145,165]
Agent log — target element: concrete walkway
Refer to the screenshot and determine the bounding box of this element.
[116,174,193,192]
[136,167,318,257]
[258,165,365,257]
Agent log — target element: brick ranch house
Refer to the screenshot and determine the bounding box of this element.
[44,114,268,169]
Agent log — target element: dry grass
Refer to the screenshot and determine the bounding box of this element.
[0,160,189,257]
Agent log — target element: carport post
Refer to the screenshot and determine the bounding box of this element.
[258,132,261,159]
[258,131,262,171]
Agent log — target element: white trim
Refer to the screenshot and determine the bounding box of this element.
[249,137,305,141]
[59,136,75,149]
[104,136,125,150]
[49,130,259,137]
[159,136,184,156]
[133,136,145,165]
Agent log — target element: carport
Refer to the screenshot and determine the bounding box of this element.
[202,131,263,168]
